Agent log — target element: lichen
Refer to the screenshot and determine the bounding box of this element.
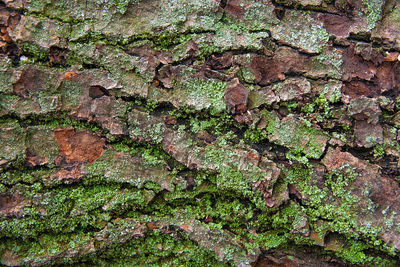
[362,0,384,30]
[270,10,329,54]
[268,117,328,159]
[175,78,227,115]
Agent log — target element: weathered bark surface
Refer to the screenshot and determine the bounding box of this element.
[0,0,400,266]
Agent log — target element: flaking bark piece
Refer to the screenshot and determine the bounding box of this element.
[224,78,249,114]
[54,127,106,164]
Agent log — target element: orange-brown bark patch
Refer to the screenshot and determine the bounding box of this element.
[54,127,105,164]
[61,71,78,81]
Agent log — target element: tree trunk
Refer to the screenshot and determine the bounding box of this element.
[0,0,400,266]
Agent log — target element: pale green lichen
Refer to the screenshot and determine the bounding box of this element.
[362,0,384,30]
[203,143,266,209]
[0,121,26,163]
[195,24,270,58]
[0,72,12,94]
[242,1,279,30]
[175,78,227,115]
[313,49,343,79]
[151,0,221,32]
[108,0,139,14]
[268,118,328,159]
[270,10,329,54]
[129,119,165,143]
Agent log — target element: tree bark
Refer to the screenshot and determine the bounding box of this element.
[0,0,400,266]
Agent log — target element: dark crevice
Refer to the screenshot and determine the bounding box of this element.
[48,46,68,66]
[273,7,285,20]
[378,158,399,178]
[343,146,372,161]
[89,85,110,99]
[82,62,101,69]
[271,0,343,16]
[219,0,228,9]
[347,33,372,43]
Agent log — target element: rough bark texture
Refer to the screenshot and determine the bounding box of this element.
[0,0,400,266]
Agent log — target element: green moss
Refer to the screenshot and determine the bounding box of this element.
[129,119,165,143]
[395,97,400,110]
[373,143,386,158]
[112,138,173,167]
[24,232,91,262]
[242,1,278,30]
[257,231,287,249]
[314,92,332,118]
[0,121,26,163]
[1,152,395,265]
[259,109,280,135]
[0,182,154,239]
[275,163,398,264]
[198,43,221,58]
[329,133,346,146]
[21,42,48,62]
[336,239,368,264]
[0,71,12,94]
[188,113,235,137]
[203,143,266,209]
[244,127,268,144]
[285,149,310,166]
[280,101,299,112]
[1,99,377,264]
[2,0,399,265]
[29,114,101,132]
[272,202,306,229]
[285,164,356,221]
[301,103,315,114]
[153,31,194,51]
[86,229,229,266]
[0,168,51,186]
